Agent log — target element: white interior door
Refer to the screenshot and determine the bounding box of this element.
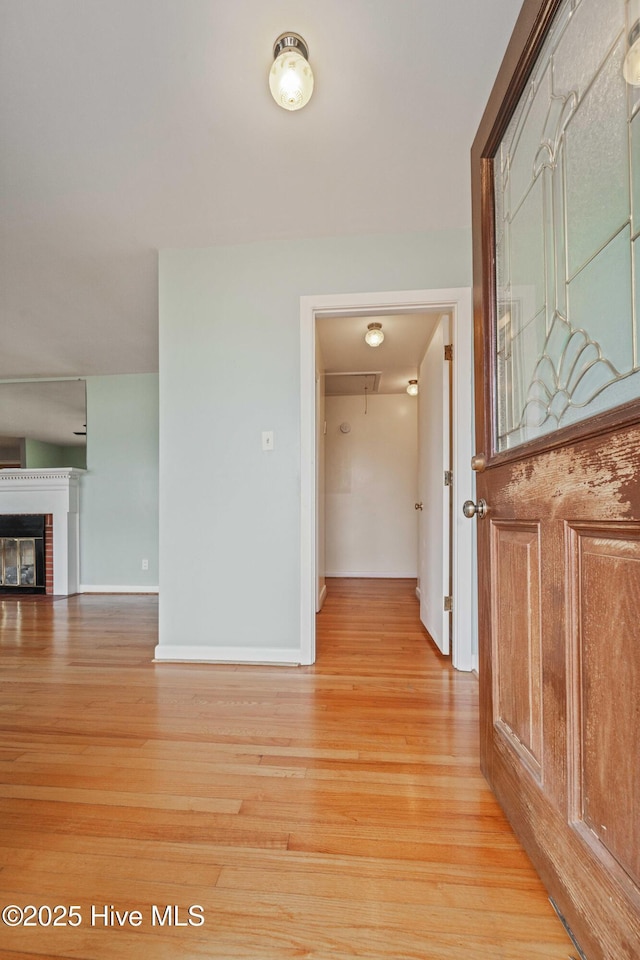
[417,314,450,654]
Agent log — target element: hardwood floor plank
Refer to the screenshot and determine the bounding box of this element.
[0,784,242,813]
[0,584,577,959]
[0,847,223,886]
[215,862,557,916]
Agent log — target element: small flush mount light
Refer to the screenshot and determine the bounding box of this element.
[269,33,314,110]
[624,0,640,84]
[406,379,419,396]
[364,322,385,347]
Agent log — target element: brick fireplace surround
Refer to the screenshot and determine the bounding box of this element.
[45,513,53,594]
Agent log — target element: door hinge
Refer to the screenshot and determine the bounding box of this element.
[444,595,453,612]
[444,470,453,486]
[444,343,453,361]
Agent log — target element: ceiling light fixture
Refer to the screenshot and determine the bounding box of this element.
[406,379,419,396]
[269,33,314,110]
[364,322,384,347]
[624,0,640,84]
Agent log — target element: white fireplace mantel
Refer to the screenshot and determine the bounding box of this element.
[0,468,84,595]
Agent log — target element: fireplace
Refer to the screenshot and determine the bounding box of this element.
[0,469,82,596]
[0,514,46,594]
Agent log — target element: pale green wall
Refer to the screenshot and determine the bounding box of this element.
[79,374,158,587]
[24,438,86,469]
[159,229,471,653]
[25,438,63,468]
[61,445,87,469]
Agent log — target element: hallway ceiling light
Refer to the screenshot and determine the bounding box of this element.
[624,0,640,84]
[406,379,419,396]
[269,33,314,110]
[364,322,384,347]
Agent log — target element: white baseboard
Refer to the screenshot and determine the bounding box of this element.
[325,571,418,579]
[154,644,300,665]
[79,584,159,594]
[317,583,327,612]
[415,586,421,600]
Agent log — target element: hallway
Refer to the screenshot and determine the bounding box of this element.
[0,580,575,959]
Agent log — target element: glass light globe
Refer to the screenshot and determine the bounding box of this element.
[406,380,419,396]
[624,36,640,84]
[364,323,384,347]
[270,49,314,111]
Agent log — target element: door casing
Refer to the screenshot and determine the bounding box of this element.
[299,287,475,669]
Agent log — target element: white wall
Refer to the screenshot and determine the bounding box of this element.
[325,394,417,577]
[158,228,471,661]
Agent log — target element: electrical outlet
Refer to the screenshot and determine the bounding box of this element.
[141,558,149,571]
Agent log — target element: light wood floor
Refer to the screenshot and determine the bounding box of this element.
[0,578,576,960]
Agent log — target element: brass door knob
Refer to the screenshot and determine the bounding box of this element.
[463,499,488,519]
[414,502,423,511]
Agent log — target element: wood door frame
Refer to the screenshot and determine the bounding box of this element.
[299,287,475,669]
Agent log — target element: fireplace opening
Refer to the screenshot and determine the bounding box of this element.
[0,515,46,595]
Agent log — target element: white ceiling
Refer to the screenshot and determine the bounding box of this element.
[317,312,441,395]
[0,0,522,380]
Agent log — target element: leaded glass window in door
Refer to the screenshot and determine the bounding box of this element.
[494,0,640,451]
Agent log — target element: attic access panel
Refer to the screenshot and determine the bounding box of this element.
[324,372,381,397]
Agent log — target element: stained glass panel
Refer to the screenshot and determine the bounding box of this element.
[494,0,639,451]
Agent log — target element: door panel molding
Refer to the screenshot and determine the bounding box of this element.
[491,520,543,780]
[567,521,640,890]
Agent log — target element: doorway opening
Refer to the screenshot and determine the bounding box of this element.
[316,310,451,654]
[300,288,476,671]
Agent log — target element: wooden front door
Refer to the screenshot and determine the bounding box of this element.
[471,1,640,957]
